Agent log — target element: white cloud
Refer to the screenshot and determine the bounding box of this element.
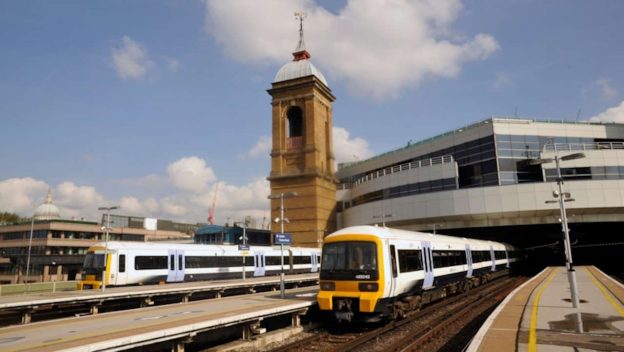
[596,79,618,100]
[54,182,108,220]
[161,197,188,217]
[119,196,145,215]
[245,135,272,158]
[333,126,374,163]
[590,101,624,123]
[167,156,216,193]
[204,0,498,100]
[56,182,106,208]
[112,35,155,80]
[166,58,181,72]
[0,178,270,227]
[0,178,48,215]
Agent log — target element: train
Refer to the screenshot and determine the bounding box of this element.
[77,241,321,289]
[316,226,518,322]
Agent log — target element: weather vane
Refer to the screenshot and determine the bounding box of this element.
[294,11,307,52]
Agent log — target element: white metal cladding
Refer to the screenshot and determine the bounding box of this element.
[273,59,328,86]
[326,226,513,297]
[90,241,321,285]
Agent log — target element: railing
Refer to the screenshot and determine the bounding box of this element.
[286,136,303,149]
[0,281,78,296]
[543,142,624,152]
[340,155,454,189]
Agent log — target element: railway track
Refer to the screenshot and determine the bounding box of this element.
[271,276,527,352]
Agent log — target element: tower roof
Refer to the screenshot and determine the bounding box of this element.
[273,12,327,86]
[34,188,61,220]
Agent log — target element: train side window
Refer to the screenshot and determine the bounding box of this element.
[398,250,422,272]
[170,255,175,270]
[135,256,168,270]
[119,254,126,273]
[432,251,441,267]
[390,245,398,278]
[293,256,312,264]
[179,255,183,270]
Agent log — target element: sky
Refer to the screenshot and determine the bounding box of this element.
[1,0,623,226]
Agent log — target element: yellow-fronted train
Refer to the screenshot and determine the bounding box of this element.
[317,226,518,322]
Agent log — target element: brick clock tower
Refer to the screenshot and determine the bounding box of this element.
[267,14,336,247]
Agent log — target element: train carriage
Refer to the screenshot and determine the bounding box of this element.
[78,241,321,289]
[317,226,517,322]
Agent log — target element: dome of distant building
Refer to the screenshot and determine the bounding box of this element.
[274,59,328,86]
[34,189,61,220]
[273,13,328,87]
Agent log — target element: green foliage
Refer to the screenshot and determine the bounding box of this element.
[0,212,26,225]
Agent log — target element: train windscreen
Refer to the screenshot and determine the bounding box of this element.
[320,241,378,280]
[82,253,105,275]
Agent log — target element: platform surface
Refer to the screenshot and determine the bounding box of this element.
[0,273,317,309]
[0,286,318,351]
[468,266,624,352]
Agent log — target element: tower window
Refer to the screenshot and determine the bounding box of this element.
[287,107,303,137]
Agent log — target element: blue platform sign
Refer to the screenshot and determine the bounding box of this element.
[274,233,292,245]
[238,244,250,251]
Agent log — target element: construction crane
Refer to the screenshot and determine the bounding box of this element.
[208,181,219,225]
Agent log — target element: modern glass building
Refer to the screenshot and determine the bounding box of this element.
[336,117,624,256]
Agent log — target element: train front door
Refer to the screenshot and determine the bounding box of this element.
[254,252,265,277]
[422,242,434,289]
[167,250,185,282]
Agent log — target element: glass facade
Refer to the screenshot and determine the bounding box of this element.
[496,134,624,184]
[350,177,457,207]
[339,126,624,211]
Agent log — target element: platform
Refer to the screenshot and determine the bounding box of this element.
[0,273,318,324]
[0,286,318,351]
[468,266,624,351]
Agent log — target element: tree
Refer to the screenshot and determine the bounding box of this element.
[0,212,26,225]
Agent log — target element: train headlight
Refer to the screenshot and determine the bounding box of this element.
[358,283,379,292]
[320,281,335,291]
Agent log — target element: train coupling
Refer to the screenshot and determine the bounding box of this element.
[335,298,354,322]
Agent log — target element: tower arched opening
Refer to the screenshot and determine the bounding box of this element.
[286,106,303,148]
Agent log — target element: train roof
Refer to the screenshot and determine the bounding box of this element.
[87,241,320,252]
[326,226,513,249]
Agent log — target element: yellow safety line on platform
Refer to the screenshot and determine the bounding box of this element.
[528,267,558,352]
[585,267,624,317]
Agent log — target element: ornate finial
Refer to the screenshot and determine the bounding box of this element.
[294,11,307,51]
[45,188,53,204]
[292,11,311,61]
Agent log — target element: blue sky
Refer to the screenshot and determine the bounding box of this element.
[1,0,623,225]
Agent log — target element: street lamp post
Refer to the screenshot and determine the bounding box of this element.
[25,217,34,284]
[98,206,119,292]
[238,219,249,280]
[531,152,584,308]
[432,223,443,234]
[268,191,298,298]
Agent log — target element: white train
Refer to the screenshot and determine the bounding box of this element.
[317,226,518,322]
[78,241,320,289]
